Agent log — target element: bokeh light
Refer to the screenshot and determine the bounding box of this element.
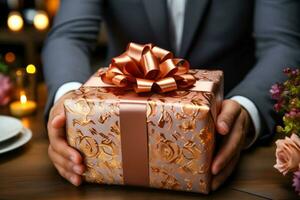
[33,11,49,31]
[4,52,16,63]
[26,64,36,74]
[7,11,24,32]
[16,69,23,76]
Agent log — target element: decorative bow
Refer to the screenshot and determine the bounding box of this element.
[101,43,196,93]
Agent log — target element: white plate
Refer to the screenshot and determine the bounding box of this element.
[0,115,23,142]
[0,127,32,154]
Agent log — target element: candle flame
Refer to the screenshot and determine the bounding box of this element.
[20,91,27,104]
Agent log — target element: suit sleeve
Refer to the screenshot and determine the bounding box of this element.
[42,0,102,120]
[227,0,300,143]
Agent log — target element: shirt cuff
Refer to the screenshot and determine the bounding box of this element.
[54,82,82,103]
[230,95,261,148]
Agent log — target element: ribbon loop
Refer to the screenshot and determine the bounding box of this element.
[101,42,196,93]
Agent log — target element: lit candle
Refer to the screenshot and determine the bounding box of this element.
[10,91,37,117]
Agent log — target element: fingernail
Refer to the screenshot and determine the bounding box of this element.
[70,155,76,163]
[73,165,83,175]
[212,166,217,175]
[219,121,228,133]
[70,176,78,186]
[212,163,219,175]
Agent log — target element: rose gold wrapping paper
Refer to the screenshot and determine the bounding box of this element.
[64,69,223,194]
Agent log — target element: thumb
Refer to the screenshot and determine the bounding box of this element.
[217,100,241,135]
[51,112,66,129]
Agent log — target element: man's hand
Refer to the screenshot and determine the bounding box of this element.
[211,99,253,191]
[47,92,85,186]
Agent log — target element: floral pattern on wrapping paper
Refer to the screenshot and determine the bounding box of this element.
[147,90,215,193]
[65,87,124,185]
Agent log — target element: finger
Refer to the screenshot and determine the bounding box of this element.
[49,135,82,164]
[212,112,245,175]
[48,115,82,164]
[48,123,82,164]
[48,99,65,128]
[51,112,66,129]
[54,162,82,186]
[47,114,65,139]
[212,152,240,191]
[217,100,241,135]
[48,104,62,124]
[48,146,85,175]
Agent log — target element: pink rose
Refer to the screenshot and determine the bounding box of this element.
[274,134,300,175]
[0,73,12,106]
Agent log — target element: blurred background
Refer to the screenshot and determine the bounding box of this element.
[0,0,107,110]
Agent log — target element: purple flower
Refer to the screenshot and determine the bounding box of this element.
[283,68,292,75]
[293,170,300,196]
[0,73,12,106]
[270,83,283,100]
[291,69,300,77]
[283,67,300,78]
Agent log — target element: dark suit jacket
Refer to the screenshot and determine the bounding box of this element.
[42,0,300,144]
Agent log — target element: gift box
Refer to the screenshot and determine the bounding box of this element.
[64,43,223,194]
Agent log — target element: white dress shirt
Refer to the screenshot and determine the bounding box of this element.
[54,0,261,148]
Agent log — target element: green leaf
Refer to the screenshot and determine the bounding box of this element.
[284,126,292,134]
[0,62,8,74]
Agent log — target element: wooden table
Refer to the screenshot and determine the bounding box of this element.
[0,85,298,200]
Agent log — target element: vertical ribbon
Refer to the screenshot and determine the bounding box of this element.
[119,99,149,186]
